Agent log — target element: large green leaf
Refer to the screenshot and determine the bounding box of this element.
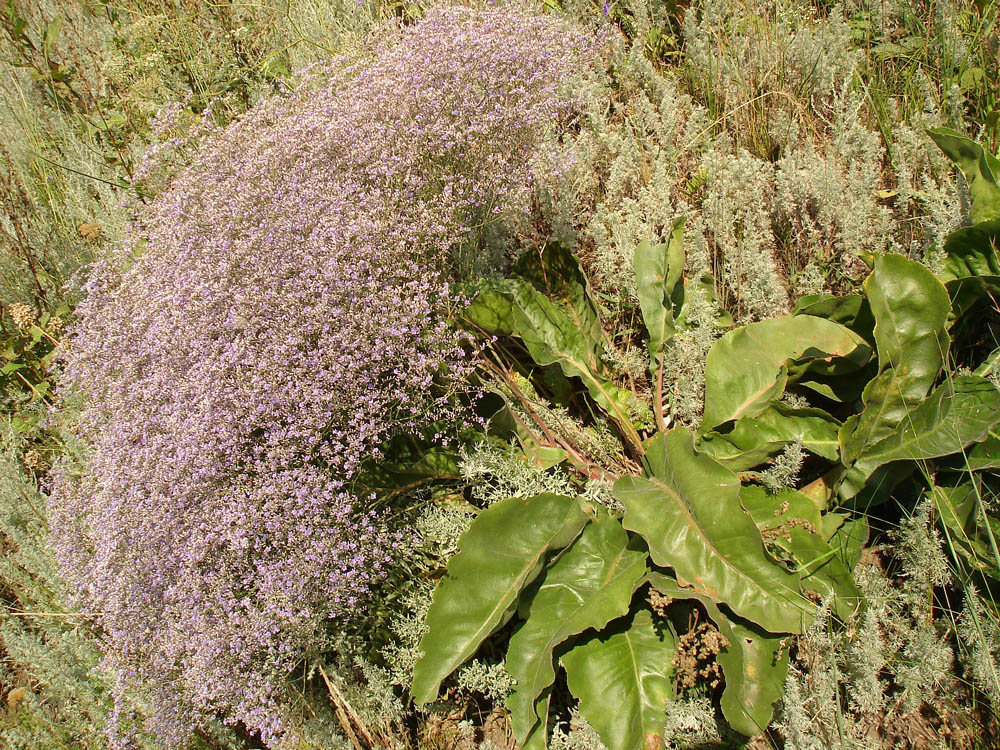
[411,494,589,705]
[929,128,1000,224]
[506,514,648,748]
[701,316,870,432]
[840,255,951,469]
[940,220,1000,282]
[740,487,861,619]
[850,376,1000,483]
[515,242,604,346]
[715,615,789,736]
[358,447,462,494]
[635,220,686,430]
[616,429,813,633]
[647,572,790,737]
[634,220,686,360]
[842,462,922,512]
[698,402,841,470]
[938,430,1000,471]
[561,608,675,750]
[792,293,875,343]
[941,220,1000,280]
[789,294,878,402]
[511,279,604,368]
[468,277,648,443]
[462,279,519,336]
[932,480,1000,579]
[946,275,1000,321]
[938,220,1000,319]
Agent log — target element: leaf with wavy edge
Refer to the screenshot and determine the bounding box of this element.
[929,128,1000,224]
[701,316,870,432]
[932,481,1000,579]
[840,255,951,472]
[411,493,589,705]
[634,220,686,364]
[841,375,1000,499]
[506,513,648,747]
[740,487,861,620]
[634,219,686,430]
[941,219,1000,281]
[698,402,841,471]
[508,280,647,435]
[465,277,648,444]
[461,280,519,336]
[938,221,1000,320]
[616,429,812,634]
[561,608,675,750]
[515,242,604,346]
[792,293,874,338]
[853,376,1000,477]
[647,572,789,737]
[937,430,1000,471]
[635,223,686,429]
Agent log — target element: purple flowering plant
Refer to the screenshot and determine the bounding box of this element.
[48,4,600,746]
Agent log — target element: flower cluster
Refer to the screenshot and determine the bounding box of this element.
[48,4,599,746]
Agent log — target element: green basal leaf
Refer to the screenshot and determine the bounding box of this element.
[505,283,589,364]
[634,219,686,371]
[820,512,848,541]
[938,220,1000,320]
[359,447,462,492]
[411,493,589,705]
[946,275,1000,321]
[850,376,1000,484]
[792,293,875,342]
[520,439,569,470]
[469,277,649,444]
[945,431,1000,470]
[840,254,951,472]
[740,487,861,620]
[634,219,686,430]
[932,480,1000,580]
[461,280,519,336]
[616,429,813,633]
[515,242,605,347]
[843,462,922,512]
[929,128,1000,224]
[647,572,790,737]
[506,513,648,747]
[561,608,675,750]
[715,615,789,736]
[796,362,878,404]
[701,316,870,432]
[940,219,1000,281]
[698,402,842,470]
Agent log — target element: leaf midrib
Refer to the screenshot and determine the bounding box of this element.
[633,473,803,620]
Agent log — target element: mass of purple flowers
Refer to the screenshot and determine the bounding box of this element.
[48,5,599,746]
